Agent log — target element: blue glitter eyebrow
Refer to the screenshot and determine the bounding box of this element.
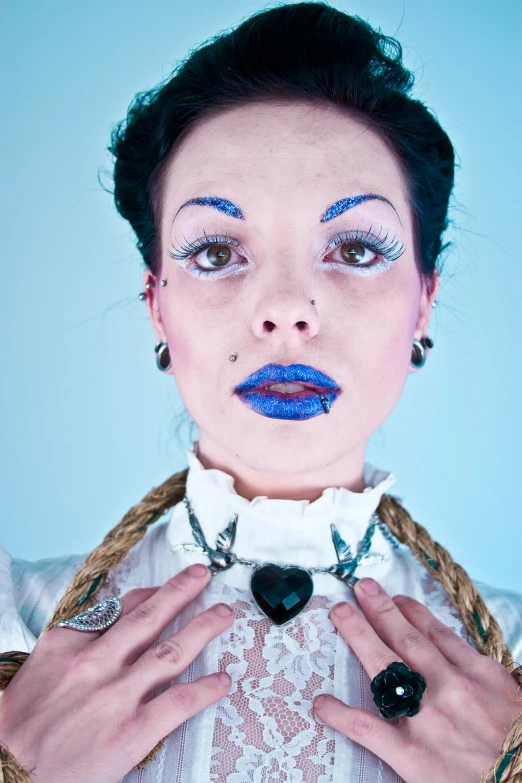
[174,193,400,224]
[320,194,401,223]
[174,196,245,220]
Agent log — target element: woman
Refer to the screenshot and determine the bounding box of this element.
[1,3,521,782]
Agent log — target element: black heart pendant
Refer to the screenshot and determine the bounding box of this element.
[250,564,314,625]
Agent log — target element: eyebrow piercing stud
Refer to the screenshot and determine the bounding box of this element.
[311,300,316,305]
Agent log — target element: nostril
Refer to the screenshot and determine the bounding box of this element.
[297,322,307,331]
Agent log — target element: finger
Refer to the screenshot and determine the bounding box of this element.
[329,599,407,682]
[352,578,452,677]
[134,671,231,757]
[392,594,480,667]
[129,602,235,694]
[313,693,408,773]
[96,563,212,664]
[46,587,160,651]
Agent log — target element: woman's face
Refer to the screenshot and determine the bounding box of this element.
[144,100,438,492]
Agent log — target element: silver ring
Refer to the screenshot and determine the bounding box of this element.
[57,596,122,632]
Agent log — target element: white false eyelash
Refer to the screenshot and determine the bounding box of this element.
[169,227,405,279]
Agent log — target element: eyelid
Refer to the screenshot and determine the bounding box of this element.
[168,224,405,274]
[168,231,243,262]
[322,224,405,261]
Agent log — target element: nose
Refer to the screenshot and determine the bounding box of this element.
[251,293,320,342]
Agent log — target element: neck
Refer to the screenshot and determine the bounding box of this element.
[195,433,368,502]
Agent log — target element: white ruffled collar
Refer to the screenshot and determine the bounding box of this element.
[166,442,397,570]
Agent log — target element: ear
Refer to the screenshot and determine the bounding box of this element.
[142,269,172,374]
[408,271,440,374]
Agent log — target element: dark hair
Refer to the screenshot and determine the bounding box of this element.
[109,1,455,283]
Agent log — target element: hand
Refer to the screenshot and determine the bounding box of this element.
[0,563,234,783]
[312,577,522,783]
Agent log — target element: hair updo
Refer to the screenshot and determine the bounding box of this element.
[2,14,522,783]
[108,1,455,283]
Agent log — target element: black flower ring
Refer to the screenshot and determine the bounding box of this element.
[370,661,427,718]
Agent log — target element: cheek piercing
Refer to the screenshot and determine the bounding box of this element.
[311,299,316,305]
[160,279,167,287]
[229,355,237,362]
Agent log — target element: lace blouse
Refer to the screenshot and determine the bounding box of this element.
[1,442,522,783]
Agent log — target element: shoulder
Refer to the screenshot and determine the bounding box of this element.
[472,577,522,665]
[0,542,88,652]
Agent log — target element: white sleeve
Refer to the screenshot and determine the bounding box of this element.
[0,542,88,653]
[0,543,38,652]
[473,578,522,666]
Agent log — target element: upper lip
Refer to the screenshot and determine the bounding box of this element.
[234,363,340,393]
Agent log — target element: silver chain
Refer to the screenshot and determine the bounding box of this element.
[173,494,390,587]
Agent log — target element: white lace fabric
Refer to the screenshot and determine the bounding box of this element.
[94,521,483,783]
[210,589,336,782]
[2,443,522,783]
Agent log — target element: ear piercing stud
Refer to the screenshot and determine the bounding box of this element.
[137,280,166,299]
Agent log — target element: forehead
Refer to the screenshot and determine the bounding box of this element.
[161,100,409,226]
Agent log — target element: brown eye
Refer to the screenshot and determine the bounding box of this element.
[206,245,232,267]
[340,242,370,264]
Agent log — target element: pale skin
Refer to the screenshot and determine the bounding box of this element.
[143,100,521,780]
[1,101,519,783]
[145,99,436,502]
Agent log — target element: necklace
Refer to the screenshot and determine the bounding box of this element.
[171,494,390,626]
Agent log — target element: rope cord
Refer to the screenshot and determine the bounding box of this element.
[1,473,521,782]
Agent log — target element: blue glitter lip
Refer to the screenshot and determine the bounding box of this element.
[236,388,340,420]
[234,363,340,393]
[233,363,341,420]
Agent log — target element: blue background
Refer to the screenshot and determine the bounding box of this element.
[1,1,521,591]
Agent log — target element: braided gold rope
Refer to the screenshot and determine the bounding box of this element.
[0,474,520,781]
[377,494,522,783]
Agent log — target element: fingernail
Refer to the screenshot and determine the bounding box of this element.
[332,601,354,618]
[314,694,327,709]
[358,578,380,596]
[187,563,208,577]
[214,603,233,617]
[217,672,231,686]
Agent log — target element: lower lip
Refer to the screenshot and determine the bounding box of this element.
[235,388,341,420]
